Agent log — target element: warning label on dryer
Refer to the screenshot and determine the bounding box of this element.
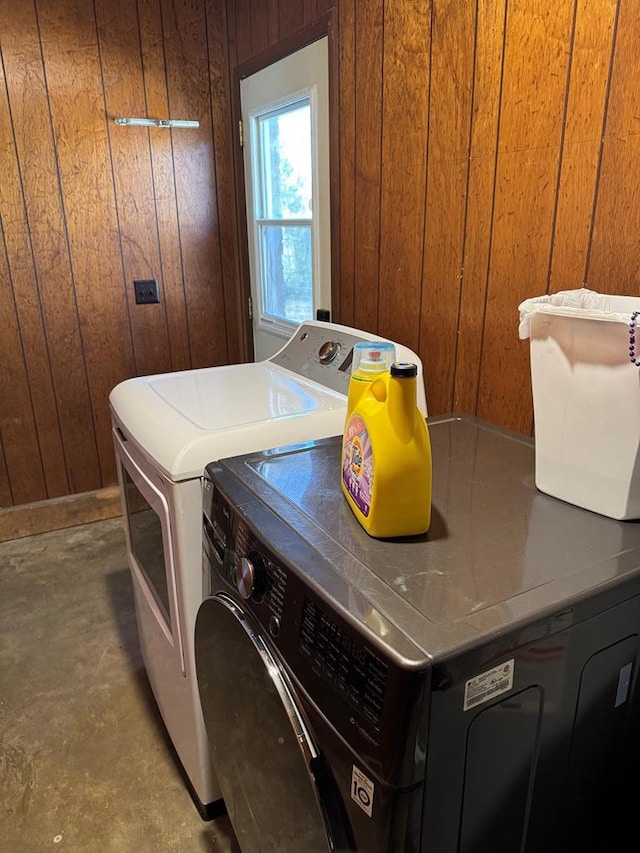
[464,659,514,711]
[351,765,374,817]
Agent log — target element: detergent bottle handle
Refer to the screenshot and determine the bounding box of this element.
[369,376,388,403]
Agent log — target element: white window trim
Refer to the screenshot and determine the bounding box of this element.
[248,84,321,336]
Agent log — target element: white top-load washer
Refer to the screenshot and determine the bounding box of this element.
[109,321,427,819]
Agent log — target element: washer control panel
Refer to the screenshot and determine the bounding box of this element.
[202,471,425,785]
[298,596,388,727]
[203,481,288,637]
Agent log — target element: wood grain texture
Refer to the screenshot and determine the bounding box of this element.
[337,0,356,326]
[477,0,575,433]
[316,0,334,15]
[0,485,121,543]
[1,0,102,496]
[279,0,304,38]
[1,0,242,508]
[327,12,341,322]
[268,0,280,45]
[304,0,318,26]
[378,0,431,353]
[6,0,640,514]
[0,39,68,500]
[353,0,383,334]
[138,0,192,372]
[419,0,476,415]
[235,0,253,64]
[37,0,136,485]
[587,0,640,294]
[549,0,617,293]
[207,0,247,363]
[0,233,47,505]
[161,0,228,369]
[0,432,12,508]
[453,0,507,415]
[250,0,269,55]
[96,0,173,378]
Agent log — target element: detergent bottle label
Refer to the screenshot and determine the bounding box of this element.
[342,416,373,517]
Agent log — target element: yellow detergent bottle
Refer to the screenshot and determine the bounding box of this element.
[346,341,396,417]
[341,362,432,538]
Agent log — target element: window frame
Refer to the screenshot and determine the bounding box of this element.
[248,85,321,341]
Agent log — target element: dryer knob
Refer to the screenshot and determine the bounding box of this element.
[318,341,341,364]
[235,552,266,600]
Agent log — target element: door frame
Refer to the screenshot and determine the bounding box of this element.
[231,11,340,362]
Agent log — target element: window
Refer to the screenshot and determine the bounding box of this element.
[241,37,330,361]
[252,96,315,331]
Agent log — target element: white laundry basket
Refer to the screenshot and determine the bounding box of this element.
[519,288,640,520]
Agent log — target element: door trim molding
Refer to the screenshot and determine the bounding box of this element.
[231,11,339,361]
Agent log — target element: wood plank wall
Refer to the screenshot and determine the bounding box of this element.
[2,0,639,511]
[226,0,637,432]
[0,0,243,508]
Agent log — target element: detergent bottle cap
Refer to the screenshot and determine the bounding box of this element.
[352,341,395,376]
[390,362,417,378]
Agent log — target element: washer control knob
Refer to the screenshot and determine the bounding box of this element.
[235,552,266,600]
[318,341,341,364]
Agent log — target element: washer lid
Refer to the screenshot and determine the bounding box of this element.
[110,362,347,482]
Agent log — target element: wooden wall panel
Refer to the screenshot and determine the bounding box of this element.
[227,0,640,438]
[4,0,640,512]
[0,0,101,497]
[549,0,617,292]
[161,0,229,369]
[207,0,247,363]
[352,0,383,334]
[477,0,575,433]
[0,431,12,508]
[37,0,135,485]
[96,0,173,378]
[235,0,253,65]
[268,0,280,45]
[0,0,241,508]
[0,240,46,505]
[279,0,305,39]
[250,0,270,55]
[378,0,431,353]
[138,0,192,373]
[420,0,476,415]
[0,47,66,502]
[587,1,640,291]
[304,0,318,27]
[337,0,356,326]
[453,0,507,415]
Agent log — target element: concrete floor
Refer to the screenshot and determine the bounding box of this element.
[0,517,237,853]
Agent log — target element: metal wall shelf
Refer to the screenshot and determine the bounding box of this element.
[114,117,199,129]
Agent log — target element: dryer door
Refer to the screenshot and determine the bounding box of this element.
[195,593,353,852]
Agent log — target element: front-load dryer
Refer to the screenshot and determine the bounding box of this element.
[108,321,426,818]
[196,416,640,851]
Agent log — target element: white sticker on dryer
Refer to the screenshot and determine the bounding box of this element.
[464,659,515,711]
[351,765,374,817]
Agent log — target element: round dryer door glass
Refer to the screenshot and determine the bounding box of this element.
[195,594,338,852]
